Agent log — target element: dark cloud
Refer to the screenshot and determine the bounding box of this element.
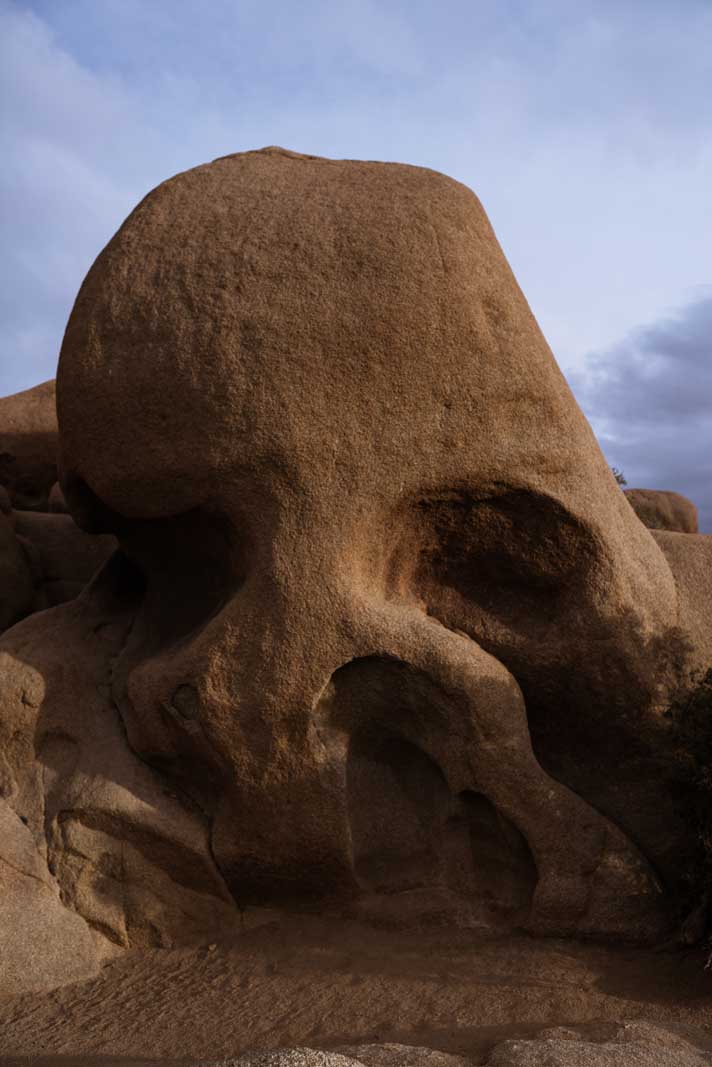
[568,292,712,532]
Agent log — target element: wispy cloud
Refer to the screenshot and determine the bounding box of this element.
[2,0,711,491]
[569,291,712,531]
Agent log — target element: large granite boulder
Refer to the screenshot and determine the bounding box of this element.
[1,148,711,991]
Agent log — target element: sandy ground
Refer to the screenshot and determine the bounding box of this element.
[1,909,711,1065]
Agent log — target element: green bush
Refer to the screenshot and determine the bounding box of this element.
[664,666,712,960]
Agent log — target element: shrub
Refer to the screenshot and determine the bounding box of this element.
[664,666,712,960]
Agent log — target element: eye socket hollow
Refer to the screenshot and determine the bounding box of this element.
[117,506,249,652]
[394,488,599,632]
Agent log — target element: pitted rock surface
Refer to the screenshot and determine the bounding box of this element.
[52,145,695,947]
[199,1052,365,1067]
[199,1050,472,1067]
[485,1021,711,1065]
[339,1045,473,1066]
[1,147,711,994]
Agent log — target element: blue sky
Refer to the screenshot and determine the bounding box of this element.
[1,0,711,527]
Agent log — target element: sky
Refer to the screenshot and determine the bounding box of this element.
[1,0,711,528]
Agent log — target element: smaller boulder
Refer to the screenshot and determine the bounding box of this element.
[625,489,699,533]
[0,510,116,635]
[0,379,58,511]
[0,507,34,632]
[486,1020,710,1066]
[197,1053,365,1067]
[13,511,117,607]
[340,1046,472,1066]
[195,1048,473,1067]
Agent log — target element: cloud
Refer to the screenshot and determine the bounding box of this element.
[1,0,711,434]
[0,7,150,389]
[569,291,712,532]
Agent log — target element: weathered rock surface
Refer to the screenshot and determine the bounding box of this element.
[189,1026,712,1067]
[0,573,240,969]
[0,507,116,635]
[485,1021,710,1065]
[0,395,101,634]
[625,488,699,533]
[13,510,116,609]
[51,145,698,948]
[198,1049,473,1067]
[340,1046,472,1066]
[0,379,58,511]
[0,797,99,995]
[0,387,115,633]
[2,148,712,994]
[653,531,712,672]
[207,1053,365,1066]
[194,1026,712,1066]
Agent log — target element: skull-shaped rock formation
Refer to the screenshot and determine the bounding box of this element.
[625,488,699,533]
[2,148,711,985]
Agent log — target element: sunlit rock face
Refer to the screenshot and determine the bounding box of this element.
[2,148,711,992]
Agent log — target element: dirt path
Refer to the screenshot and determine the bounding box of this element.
[1,911,710,1064]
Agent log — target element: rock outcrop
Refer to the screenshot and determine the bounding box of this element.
[191,1025,711,1066]
[1,148,711,993]
[0,494,34,632]
[625,488,699,533]
[0,379,58,511]
[12,510,116,610]
[0,380,116,637]
[0,505,115,635]
[484,1021,710,1066]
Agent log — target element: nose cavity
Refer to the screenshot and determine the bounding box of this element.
[328,655,537,929]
